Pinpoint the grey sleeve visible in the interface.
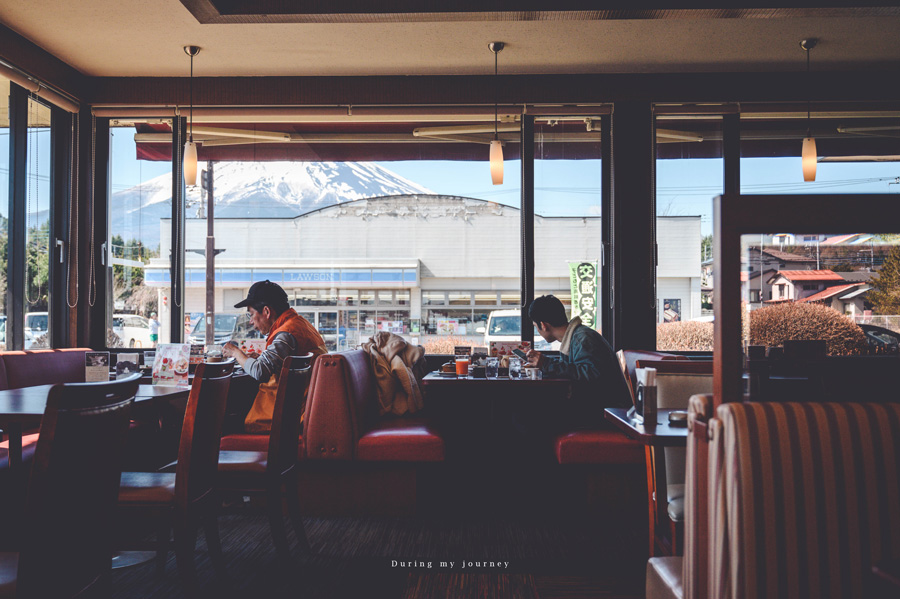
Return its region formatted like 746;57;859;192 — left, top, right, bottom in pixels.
243;332;299;381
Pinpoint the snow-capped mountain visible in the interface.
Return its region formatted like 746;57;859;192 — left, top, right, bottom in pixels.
110;161;433;248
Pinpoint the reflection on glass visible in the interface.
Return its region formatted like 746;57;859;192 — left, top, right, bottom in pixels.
740;233;900;356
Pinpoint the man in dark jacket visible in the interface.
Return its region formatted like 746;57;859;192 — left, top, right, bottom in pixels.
525;295;631;423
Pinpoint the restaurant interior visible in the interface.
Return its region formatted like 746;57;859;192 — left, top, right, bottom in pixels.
2;2;900;598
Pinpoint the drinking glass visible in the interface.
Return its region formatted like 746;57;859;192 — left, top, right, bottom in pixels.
509;357;522;379
455;356;470;376
485;357;499;378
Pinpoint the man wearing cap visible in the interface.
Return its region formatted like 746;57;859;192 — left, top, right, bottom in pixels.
223;280;327;433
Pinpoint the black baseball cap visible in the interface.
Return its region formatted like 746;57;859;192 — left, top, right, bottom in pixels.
234;280;288;309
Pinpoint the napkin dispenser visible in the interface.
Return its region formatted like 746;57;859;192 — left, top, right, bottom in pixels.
632;367;657;427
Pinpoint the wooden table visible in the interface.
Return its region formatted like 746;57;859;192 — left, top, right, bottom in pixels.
0;384;192;470
604;407;689;447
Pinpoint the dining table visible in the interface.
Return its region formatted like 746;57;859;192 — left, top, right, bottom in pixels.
0;383;192;471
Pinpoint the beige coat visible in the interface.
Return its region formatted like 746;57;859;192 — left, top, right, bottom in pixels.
361;331;426;415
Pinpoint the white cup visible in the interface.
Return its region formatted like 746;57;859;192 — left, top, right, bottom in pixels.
524;367;541;380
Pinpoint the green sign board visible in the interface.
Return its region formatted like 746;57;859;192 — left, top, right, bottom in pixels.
569;261;599;329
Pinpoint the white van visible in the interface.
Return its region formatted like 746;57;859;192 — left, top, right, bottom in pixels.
479;309;559;351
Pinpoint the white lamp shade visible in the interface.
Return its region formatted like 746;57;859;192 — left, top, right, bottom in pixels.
184;140;198;186
490;139;504;185
802;137;817;182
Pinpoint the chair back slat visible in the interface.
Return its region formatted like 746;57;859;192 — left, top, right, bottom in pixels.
16;373;140;598
176;361;234;506
268;354;313;474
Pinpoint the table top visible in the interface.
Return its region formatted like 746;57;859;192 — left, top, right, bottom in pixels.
0;383;191;422
604;407;689;447
422;372;571;386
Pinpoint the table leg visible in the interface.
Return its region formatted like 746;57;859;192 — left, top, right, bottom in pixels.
7;423;22;470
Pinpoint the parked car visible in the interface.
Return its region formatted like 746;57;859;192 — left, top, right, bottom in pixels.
477;309;559;351
858;323;900;353
188;312;263;346
112;314;154;348
24;311;48;349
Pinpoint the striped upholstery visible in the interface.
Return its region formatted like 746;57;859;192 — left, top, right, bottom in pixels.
710;402;900;599
681;393;713;599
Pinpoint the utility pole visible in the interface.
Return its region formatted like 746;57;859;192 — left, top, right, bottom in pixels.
205;162;215;346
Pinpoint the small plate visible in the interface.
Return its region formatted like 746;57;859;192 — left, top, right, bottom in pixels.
437;371;458;377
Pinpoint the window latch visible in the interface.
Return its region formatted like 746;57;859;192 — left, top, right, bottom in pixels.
56;239;64;263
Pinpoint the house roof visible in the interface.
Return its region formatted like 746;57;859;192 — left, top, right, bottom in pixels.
773;270;846;282
757;249;816;263
797;283;863;303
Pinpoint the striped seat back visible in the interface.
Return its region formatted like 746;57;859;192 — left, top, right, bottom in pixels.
710;402;900;599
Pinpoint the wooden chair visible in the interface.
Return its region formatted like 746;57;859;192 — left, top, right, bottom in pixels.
0;373;139;599
634;359;712;557
117;362;233;588
217;355;312;563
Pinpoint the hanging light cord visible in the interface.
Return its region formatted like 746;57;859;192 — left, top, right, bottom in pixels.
494;48;499;141
805;44;811;137
189;52;194;142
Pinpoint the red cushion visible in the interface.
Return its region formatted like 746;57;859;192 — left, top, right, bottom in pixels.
554;429;644;465
219;433;306;461
357;419;444;462
0;433;41;469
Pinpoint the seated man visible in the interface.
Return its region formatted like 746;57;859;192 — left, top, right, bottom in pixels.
223;280;327;433
525;295;631;424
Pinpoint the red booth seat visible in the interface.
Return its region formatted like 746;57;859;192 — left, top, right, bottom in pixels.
304;350;444;462
554;429;644;465
357;418;445;462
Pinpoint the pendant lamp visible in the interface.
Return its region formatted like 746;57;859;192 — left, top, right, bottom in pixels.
800;39;818;182
489;42;505;185
184;45;201;187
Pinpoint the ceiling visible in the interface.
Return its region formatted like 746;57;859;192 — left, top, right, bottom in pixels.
2;1;900;78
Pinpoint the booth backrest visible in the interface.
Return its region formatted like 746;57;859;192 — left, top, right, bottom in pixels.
0;348;93;390
707;401;900;599
620;350;688;404
304;350;374;460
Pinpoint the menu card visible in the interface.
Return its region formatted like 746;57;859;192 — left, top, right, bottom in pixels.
236;339;266;357
115;352;140;379
152;343;190;386
454;346;472;356
85;351;110;382
490;341;531;357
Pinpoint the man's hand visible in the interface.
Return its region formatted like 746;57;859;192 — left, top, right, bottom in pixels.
222;341;249;367
525;349;544;368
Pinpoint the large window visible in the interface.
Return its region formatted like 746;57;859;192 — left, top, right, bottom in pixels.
655;113;723;351
737;106;900;350
107;122;173;347
117;110;525;353
23;97;51;348
0;76;8;350
534;115;604;347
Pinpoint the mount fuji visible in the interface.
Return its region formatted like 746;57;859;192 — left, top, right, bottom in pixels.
110;161;433;248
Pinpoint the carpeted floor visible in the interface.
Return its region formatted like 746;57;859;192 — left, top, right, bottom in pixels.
111;509;646;599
